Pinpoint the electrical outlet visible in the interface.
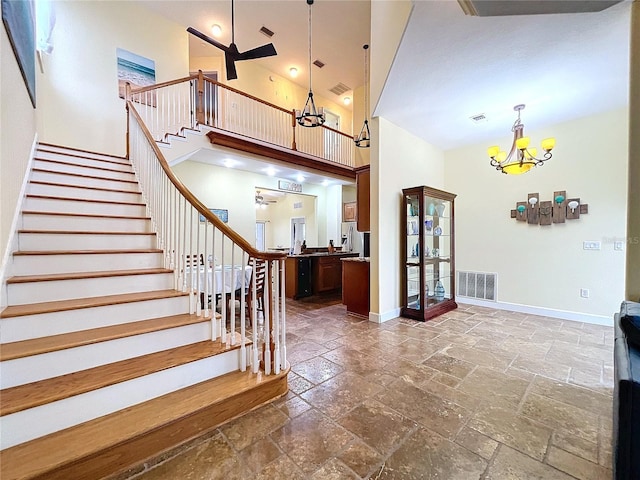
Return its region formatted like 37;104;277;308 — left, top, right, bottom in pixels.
580;288;590;298
614;241;624;251
583;241;601;250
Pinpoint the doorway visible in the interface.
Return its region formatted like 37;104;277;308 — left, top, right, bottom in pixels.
255;221;266;251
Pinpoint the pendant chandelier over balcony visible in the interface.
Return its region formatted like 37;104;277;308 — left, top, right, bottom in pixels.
295;0;325;128
487;104;556;175
354;44;371;148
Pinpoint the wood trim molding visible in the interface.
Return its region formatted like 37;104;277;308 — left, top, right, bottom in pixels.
205;130;356;180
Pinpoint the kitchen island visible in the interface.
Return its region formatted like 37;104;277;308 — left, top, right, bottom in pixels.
341;257;370;318
285;252;359;299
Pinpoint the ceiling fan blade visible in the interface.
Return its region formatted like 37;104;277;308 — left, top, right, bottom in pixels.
237;43;277;61
225;53;238;80
187;27;230;53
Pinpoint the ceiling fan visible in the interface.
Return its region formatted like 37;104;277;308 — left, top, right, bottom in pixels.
187;0;277;81
255;190;277;207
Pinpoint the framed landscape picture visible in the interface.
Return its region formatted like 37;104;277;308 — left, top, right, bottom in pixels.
2;0;36;107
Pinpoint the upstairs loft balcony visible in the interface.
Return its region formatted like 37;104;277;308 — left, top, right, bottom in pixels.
126;72;364;180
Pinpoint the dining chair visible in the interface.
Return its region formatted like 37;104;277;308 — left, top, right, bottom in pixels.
227;259;266;327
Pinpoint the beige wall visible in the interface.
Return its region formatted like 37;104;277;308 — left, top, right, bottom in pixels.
1;26;37;298
370;0;412;114
628;0;640;301
370;117;446;322
256;192;318;250
36;1;189;156
445;109;628;320
171;160;330;249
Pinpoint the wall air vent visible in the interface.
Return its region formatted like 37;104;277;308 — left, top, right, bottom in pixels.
329;82;351;96
457;271;497;301
313;59;325;68
259;26;275;38
470;113;487;123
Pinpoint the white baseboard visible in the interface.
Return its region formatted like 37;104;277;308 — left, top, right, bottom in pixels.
369;307;401;324
456;296;612;326
0;133;38;310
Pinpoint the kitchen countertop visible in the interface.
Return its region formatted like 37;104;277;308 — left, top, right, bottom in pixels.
341;257;370;262
287;252;360;258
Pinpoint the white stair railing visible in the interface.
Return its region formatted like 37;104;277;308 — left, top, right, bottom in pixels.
127;72;355;167
126;100;287;375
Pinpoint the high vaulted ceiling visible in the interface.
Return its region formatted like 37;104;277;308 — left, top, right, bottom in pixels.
139;0;631;153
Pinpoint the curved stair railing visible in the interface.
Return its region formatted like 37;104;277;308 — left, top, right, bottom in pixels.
126;71;355;167
126;98;287;376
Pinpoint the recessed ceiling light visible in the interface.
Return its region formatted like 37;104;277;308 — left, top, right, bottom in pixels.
296;174;305;183
265;166;276;176
343;97;351;106
211;24;222;37
321;180;330;186
289;67;298;78
223;158;238;168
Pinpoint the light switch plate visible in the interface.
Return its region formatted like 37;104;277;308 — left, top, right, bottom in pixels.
583;241;601;250
614;241;624;251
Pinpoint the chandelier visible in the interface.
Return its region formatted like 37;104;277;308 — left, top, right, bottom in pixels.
295;0;325;128
354;44;370;148
487;104;556;175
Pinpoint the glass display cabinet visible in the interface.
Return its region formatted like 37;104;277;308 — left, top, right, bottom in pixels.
402;186;457;321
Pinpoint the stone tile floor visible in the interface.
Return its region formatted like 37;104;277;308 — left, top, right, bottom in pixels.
128;296;614;479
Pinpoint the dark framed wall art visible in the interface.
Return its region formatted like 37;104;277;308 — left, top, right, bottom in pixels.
2;0;36;107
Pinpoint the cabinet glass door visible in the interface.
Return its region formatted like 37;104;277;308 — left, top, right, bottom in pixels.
405;193;421;310
423;195;452;306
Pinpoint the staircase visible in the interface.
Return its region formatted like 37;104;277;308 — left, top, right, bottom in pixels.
0;144;288;480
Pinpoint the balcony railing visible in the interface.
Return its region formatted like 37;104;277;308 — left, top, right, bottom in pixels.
127;72;355;168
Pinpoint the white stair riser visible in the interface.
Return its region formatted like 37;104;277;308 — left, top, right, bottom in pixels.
31;170;140;192
1;295;190;342
0;322;212;389
0;348;243;449
35;152;133;172
7;272;174;305
37;146;127;163
23;197;147;217
33;159;136;182
21;214;151;233
18;232;156;251
28;183;142;204
11;251;164;276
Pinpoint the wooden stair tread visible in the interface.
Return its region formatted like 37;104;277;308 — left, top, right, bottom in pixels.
7;268;171;284
38;143;129;162
17;229;155;235
29;180;142;195
1;335;231;416
0;366;287;480
25;194;143;206
32;167;138;184
0;289;187;318
21;211;148;219
0;312;219;368
13;249;162;256
34;157;135;175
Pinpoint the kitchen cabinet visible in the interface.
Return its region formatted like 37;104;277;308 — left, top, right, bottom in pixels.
342;257;369;318
355;165;370;232
285;253;359;299
402;185;458;321
314;255;343;292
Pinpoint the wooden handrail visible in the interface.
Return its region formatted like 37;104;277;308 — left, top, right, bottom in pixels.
126;100;287;262
201;76;292;115
129;76;194;95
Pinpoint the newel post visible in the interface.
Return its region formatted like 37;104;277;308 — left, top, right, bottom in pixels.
125;82;131;159
196;70;205;125
291;109;297;151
